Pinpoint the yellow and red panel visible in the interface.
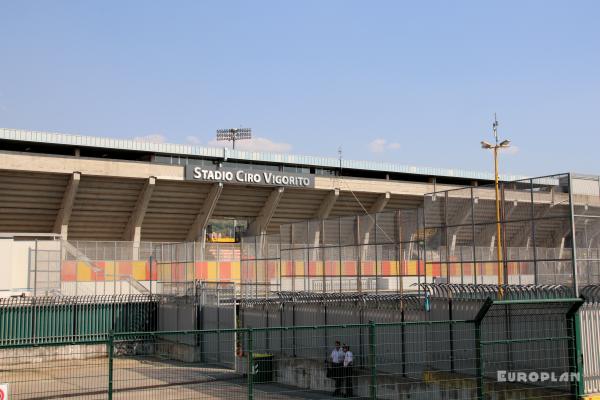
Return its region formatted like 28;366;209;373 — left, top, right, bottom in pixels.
76;261;92;282
60;258;528;283
61;261;77;281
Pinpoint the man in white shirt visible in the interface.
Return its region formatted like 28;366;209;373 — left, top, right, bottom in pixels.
330;341;345;396
342;344;354;397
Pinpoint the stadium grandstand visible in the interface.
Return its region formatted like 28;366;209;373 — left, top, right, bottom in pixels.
0;127;526;241
1;127;600;296
0;127;525;296
2;128;600;399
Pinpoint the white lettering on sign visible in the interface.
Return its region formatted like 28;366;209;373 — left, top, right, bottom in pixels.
235;170;244;181
189;167;312;187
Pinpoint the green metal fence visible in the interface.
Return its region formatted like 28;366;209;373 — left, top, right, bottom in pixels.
0;298;583;400
0;295;157;346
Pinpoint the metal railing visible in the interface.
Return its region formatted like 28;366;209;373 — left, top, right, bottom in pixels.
238;174;600;297
65;241;241;262
579;284;600;394
417;283;575;300
25;241;243;296
0;297;584;400
0;295;157;346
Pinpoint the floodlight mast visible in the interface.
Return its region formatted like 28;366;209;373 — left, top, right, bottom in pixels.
216;128;252;149
480;114;512;296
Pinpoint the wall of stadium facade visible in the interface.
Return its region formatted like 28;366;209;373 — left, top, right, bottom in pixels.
1;130;600;298
0;149;459;243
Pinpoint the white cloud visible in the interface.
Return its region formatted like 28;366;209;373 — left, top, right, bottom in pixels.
369;139;386;153
186;136;201;145
133;134;167;144
369;138;401;153
208;137;292;153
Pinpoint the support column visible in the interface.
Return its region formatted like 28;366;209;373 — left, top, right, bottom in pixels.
362;192;391;244
123;177;156;259
247;187;284;236
186;182;223;242
315;189;339;221
313;189;339;250
360;193;390;290
53;172;81;240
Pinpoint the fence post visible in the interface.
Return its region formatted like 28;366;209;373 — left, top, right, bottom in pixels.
401;307;406;377
217;289;221;363
474;298;493;400
567;173;579;296
247;328;254;400
449;297;454;373
111;297;116;332
33;239;38;297
292;304;297;357
149;255;153;296
107;330;114;400
369;321;377;400
31;297;37;344
72;300;78;338
474;319;483;400
566;299;585;397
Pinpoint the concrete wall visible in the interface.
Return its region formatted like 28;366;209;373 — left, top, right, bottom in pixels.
0;151;182;180
263;358;572;400
0;344;106;366
0;238;60;296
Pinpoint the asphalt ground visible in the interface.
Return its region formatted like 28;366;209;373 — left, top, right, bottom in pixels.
0;356;344;400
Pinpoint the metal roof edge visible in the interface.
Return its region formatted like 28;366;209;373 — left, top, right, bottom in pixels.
0;127;527;181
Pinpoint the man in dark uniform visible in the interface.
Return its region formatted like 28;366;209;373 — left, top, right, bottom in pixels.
342;344;354;397
330;340;344;396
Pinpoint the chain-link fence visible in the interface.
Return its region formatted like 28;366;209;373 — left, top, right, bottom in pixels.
429;173;598;291
240;234;282;298
424;174;580;291
572;174;600;287
237;284;577;332
154;242;242;296
28;248;61;296
24;173;600;298
241;209;426;296
24;240;242;296
237;173;600;298
0;297;583;400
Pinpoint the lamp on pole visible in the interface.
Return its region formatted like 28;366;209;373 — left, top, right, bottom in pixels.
481;114;511;290
216;127;252;150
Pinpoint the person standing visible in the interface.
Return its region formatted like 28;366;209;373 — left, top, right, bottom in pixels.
330;341;345;396
342;344;354;398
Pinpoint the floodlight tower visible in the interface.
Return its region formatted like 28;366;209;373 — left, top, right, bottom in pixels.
481;114;511;291
216;128;252;150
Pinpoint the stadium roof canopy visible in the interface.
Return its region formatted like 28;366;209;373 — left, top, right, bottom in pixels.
0;128;528;242
0;128;526;182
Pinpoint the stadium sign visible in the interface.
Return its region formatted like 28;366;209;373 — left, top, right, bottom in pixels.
185;166;314;188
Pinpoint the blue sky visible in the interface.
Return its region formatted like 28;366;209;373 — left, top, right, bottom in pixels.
1;1;599;176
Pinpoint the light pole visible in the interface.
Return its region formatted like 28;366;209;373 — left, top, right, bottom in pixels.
216;128;252;150
481;115;511;290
